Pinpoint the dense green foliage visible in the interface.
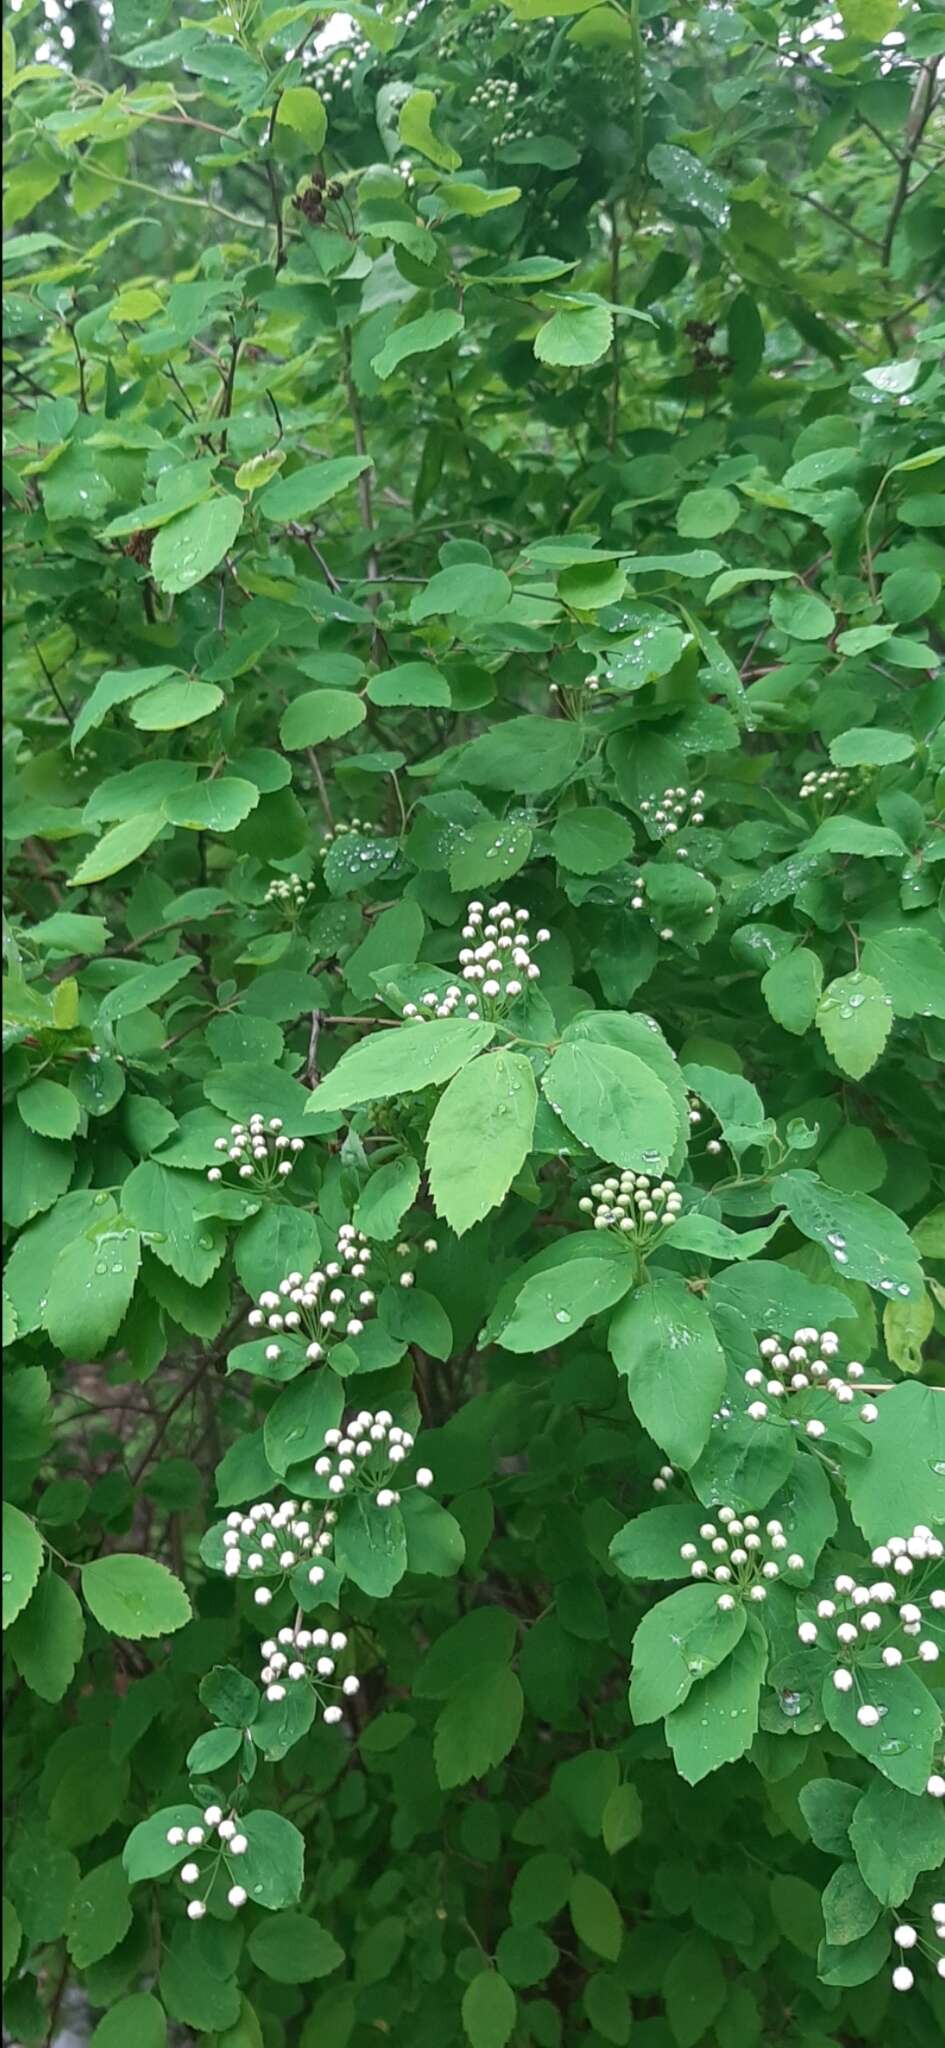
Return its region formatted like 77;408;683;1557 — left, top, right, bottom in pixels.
3;1;945;2044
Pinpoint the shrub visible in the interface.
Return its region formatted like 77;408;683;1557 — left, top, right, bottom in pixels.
3;3;944;2045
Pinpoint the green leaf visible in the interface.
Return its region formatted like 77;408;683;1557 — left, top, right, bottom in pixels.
239;1811;305;1912
275;85;326;150
540;1040;679;1170
629;1584;746;1724
568;1873;623;1962
534;303;612;366
448;819;534;889
648;144;729;227
2;1503;44;1627
610;1505;702;1582
676;487;740;539
309;1019;494;1114
130;680;224;732
846;1382;945;1543
90;1994;167;2048
66;1857;131;1968
829;726;914;767
662;1932;726;2048
334;1493;407;1597
17;1078;81;1139
803;818;906;863
354;1155;421;1240
163;778;260;832
551;806;634;874
80;1555;191;1639
609;1274;726;1468
45;1225;141;1358
366;662;450;708
799;1779;860;1857
259;456;372;522
150;495;243;594
371;310;465;380
840;0;899;39
434;1666;524;1787
816;971;893;1079
849;1778;945;1908
247;1912;343;1982
69;811;166;885
665;1619;768;1785
601;1784;643;1854
426;1051;537;1235
264;1372;344;1477
410;564;511;622
6;1569;84;1701
497;1247;634;1353
438;181;520;217
761;948;823;1035
883;1287;934;1375
773;1171;925;1298
860;926;945;1020
823;1661;942;1794
462;1969;517;2048
458;715;580;790
771;586;835;640
398;88;460;169
279;690;366;750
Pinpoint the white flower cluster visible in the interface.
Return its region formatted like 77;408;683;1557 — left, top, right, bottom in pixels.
744;1327;879;1435
797;1525;943;1728
259;1620;360;1724
208;1115;304;1187
265;873;315;911
799;766;849;803
310;37;371;101
681;1509;805;1611
314;1409;433;1514
888;1906;945;1991
579;1172;683;1245
221;1497;329;1600
639;785;706;837
405;901;549;1024
247;1224;384;1365
165;1805;250;1917
320;816;382;848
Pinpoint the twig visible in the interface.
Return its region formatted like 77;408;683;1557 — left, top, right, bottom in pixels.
306;1010;322;1087
306;747;334;829
607;205;621;452
882;61;940;270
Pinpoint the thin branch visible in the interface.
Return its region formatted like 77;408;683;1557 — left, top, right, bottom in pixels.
306;747;335;829
882;61;940;271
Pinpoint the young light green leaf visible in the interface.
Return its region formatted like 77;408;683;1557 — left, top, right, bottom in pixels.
308;1019;494;1115
426;1051;537;1235
816;971;893;1080
608;1273;726;1468
80;1555;191;1639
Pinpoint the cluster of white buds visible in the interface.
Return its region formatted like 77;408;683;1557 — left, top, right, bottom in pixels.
265;873;315;911
440;900;549;1022
744;1327;879;1435
652;1463;676;1495
888;1906;945;1990
403;986;465;1022
246;1225;381;1365
208;1115;304;1187
681;1509;805;1610
220;1497;329;1601
640;785;706;837
319;816;383;847
687;1091;722;1155
165;1806;249;1917
314;1410;433;1514
797;1526;943;1726
311;37;371;100
259;1621;360;1724
799;766;850;803
579;1172;683;1244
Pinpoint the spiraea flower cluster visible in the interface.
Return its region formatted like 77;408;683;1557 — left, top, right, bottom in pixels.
310;35;371;102
744;1326;879;1436
247;1224;381;1365
165;1805;250;1917
639;785;707;837
681;1509;805;1612
320;815;382;848
221;1497;331;1602
799;766;850;804
259;1621;360;1723
887;1905;945;1992
314;1410;433;1514
797;1524;943;1729
404;901;550;1024
208;1115;303;1187
469;75;522;145
579;1171;683;1245
265;872;315;912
